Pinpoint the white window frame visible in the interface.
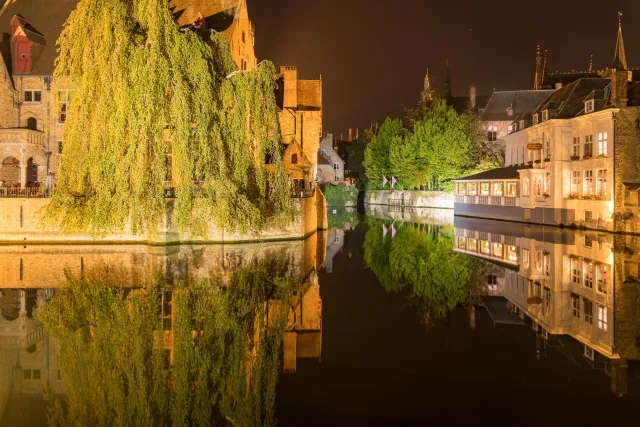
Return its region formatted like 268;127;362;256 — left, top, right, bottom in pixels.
597;132;608;157
532;114;539;125
24;90;42;103
597;305;608;331
585;100;594;114
542;110;549;121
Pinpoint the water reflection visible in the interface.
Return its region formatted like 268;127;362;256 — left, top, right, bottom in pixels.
0;234;327;425
453;216;640;396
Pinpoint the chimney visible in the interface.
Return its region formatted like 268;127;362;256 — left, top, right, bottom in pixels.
469;85;476;109
348;128;352;142
280;66;298;108
555;82;563;90
610;70;631;109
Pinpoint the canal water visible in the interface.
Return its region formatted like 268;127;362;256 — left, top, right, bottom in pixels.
1;208;638;425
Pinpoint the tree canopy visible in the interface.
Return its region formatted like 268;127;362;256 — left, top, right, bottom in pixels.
44;0;291;237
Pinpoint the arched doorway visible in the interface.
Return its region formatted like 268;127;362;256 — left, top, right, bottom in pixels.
27;117;37;130
26;158;38;185
0;156;20;186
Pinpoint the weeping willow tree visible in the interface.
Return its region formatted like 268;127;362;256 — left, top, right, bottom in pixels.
38;256;297;426
44;0;291;236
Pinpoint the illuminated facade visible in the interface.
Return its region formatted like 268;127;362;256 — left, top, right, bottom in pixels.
454;21;640;233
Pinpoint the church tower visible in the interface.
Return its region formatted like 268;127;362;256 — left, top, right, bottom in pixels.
444;58;452;99
612;12;627;70
533;45;543;90
421;68;435;105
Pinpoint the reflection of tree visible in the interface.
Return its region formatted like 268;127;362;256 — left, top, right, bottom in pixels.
38;257;297;427
363;219;486;322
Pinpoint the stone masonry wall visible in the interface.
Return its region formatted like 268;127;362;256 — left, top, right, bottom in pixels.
613;107;640;233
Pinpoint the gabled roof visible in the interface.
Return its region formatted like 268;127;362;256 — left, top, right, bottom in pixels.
456;165;532;182
481;90;554;122
532;78;611;119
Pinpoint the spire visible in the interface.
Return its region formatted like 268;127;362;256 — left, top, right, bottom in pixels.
589;54;593;72
421;68;435;105
533;45;542;90
612;12;628;70
541;49;548;87
444;58;452;99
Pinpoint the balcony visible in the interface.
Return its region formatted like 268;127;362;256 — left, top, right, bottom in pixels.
0;128;46;146
0;185;51;198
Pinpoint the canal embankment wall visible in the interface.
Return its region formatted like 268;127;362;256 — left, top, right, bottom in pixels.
0;189;326;244
364;190;455;209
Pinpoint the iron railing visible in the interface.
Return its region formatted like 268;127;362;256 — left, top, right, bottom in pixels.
0;186;51;198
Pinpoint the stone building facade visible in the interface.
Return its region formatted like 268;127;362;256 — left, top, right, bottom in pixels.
454;20;640;233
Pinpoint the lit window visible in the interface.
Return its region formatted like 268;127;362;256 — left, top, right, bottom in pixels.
492;182;503;196
533;178;542;196
583;170;593;196
507;246;518;262
492;242;503;258
544;139;551;160
468;183;477;195
457;182;466;194
522;178;529;196
506;182;518;196
522;249;530;269
584;261;594;289
596;264;607;294
467;238;477;252
596;169;607;198
584;135;593;158
534;251;542;270
572;137;580;159
585;100;594;113
480;241;490;255
480;182;490;195
597;132;608;157
457;237;467;249
597;305;608;331
571;171;580;196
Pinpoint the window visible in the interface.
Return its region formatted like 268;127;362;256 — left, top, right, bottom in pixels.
596;169;607;197
492;242;503;258
58;140;63;155
487;125;498;142
583;170;593;196
522;178;529;196
572;294;580;318
522;249;530;269
242;31;246;43
23;369;41;380
534;251;542;270
23;90;41;102
492;182;503;196
596;264;607;294
333;235;340;243
467;238;477;252
480;182;490;195
583;298;593;324
468;183;477;195
291;153;298;164
334;175;340;181
27;117;37;130
597;305;608;331
571;258;581;284
584;135;593;158
584;210;593;222
585;99;594;113
544;287;551;312
519;120;525;130
59;91;71;123
488;274;498;285
480;241;490;255
457;182;466;194
584;235;594;248
533;114;539;125
584;345;595;361
506;182;518;196
544;139;551;160
333;163;340;170
457;237;467;249
544;254;551;277
584;261;594;289
533;178;542;196
571;171;580;196
507;245;518;262
542;110;549;121
597;132;608;157
544;173;551;195
572;137;580;158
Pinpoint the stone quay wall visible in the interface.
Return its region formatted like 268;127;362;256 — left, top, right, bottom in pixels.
365;190;455;209
0;189;326;244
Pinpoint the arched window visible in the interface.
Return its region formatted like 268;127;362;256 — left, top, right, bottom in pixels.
522;178;530;196
291;153;298;164
27;117;37;130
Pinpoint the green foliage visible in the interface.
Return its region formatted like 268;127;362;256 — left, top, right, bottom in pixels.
363;98;501;192
322;183;358;207
38;257;298;427
345;130;373;184
362;219;485;321
44;0;291;237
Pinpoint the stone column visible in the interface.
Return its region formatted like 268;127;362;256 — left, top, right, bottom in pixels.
20;162;27;189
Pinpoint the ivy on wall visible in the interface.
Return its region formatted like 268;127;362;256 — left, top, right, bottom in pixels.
45;0;291;236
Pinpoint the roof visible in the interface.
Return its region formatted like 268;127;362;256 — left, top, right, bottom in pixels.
317;153;331;165
447;95;490;114
532;78;612;119
296;79;321;110
481;90;554;122
456;165;532;181
0;0;80;75
169;0;243;33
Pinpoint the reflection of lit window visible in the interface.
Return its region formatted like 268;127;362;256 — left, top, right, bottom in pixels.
597;305;608;331
584;261;594;289
492;242;503;258
544;287;551;313
572;294;580;318
468;183;477;195
583;298;593;324
480;241;490;255
492;182;503;196
596;264;607;294
544;254;550;277
457;182;466;194
457;237;466;249
480;182;490;195
534;251;542;270
522;249;530;269
467;238;477;252
507;246;518;262
571;258;581;284
533;178;542;196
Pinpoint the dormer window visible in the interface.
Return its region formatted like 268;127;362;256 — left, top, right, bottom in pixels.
519;120;525;130
585;100;594;114
533;114;539;125
542;110;549;121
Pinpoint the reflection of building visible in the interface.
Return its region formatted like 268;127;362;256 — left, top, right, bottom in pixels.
453;216;639;396
454;20;640;233
317;133;344;185
323;228;345;273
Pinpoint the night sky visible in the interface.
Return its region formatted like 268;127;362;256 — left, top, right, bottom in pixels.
249;0;640;137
